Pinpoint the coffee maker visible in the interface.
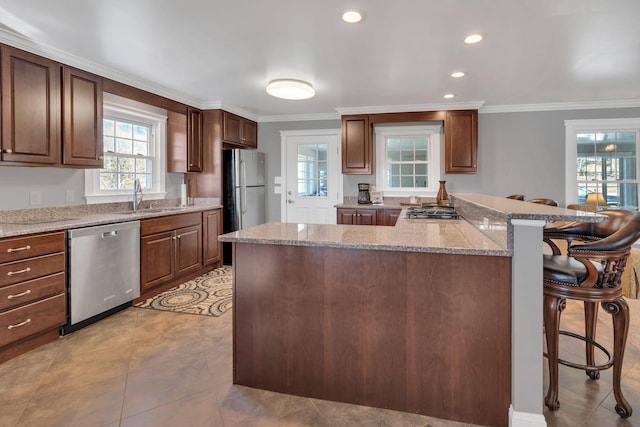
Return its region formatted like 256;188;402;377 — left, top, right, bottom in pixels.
357;183;371;204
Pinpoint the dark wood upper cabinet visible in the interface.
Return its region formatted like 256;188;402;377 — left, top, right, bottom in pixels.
445;110;478;174
167;108;203;173
340;110;478;175
1;46;60;165
341;115;372;174
62;67;103;167
222;111;258;148
167;110;188;173
187;107;203;172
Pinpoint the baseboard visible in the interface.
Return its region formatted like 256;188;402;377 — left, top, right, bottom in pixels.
509;405;547;427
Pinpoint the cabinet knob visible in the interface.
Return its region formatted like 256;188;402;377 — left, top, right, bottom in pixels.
3;149;12;154
98;155;104;160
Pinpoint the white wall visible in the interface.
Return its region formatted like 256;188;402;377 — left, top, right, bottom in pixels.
259;107;640;221
0;166;184;210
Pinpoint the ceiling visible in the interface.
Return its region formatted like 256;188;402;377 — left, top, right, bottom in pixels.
0;0;639;121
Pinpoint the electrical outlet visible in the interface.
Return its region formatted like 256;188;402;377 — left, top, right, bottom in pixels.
30;191;42;205
66;189;75;202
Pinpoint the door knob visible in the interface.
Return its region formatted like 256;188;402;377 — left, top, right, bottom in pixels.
287;199;295;204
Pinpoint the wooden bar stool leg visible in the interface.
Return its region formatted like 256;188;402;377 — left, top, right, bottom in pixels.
544;294;565;411
604;299;633;418
584;301;600;380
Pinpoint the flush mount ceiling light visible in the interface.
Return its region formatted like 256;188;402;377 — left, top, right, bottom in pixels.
451;71;465;78
266;79;315;100
341;9;365;23
464;34;484;44
443;93;456;99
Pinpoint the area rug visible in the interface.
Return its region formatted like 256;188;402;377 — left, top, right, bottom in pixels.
135;266;232;317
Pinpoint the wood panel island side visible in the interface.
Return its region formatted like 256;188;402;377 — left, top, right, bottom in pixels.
219;193;605;427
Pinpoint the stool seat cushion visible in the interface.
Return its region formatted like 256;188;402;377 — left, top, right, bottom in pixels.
543;255;603;286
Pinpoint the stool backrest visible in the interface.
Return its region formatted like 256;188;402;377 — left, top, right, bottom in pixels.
527;198;559;206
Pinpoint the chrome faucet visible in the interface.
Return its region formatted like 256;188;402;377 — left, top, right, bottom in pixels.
133;178;143;212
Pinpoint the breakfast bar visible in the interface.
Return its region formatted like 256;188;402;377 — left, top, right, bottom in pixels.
219;193;604;427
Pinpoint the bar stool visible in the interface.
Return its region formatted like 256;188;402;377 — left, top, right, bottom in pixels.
527;198;559;206
542;211;640;418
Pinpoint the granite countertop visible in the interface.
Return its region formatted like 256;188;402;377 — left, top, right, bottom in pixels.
0;203;222;239
219;212;510;256
221;193;608;256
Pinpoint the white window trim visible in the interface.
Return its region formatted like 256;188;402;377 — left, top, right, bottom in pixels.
375;125;442;197
85;96;168;204
565;118;640;205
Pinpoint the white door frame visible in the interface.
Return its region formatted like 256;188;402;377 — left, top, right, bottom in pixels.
280;129;342;223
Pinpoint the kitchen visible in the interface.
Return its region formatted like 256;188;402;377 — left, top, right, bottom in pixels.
1;1;640;426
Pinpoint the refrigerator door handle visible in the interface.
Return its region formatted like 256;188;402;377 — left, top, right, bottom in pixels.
241;186;247;215
240;160;246;187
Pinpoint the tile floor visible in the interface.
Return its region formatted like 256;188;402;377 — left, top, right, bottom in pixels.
1;299;639;427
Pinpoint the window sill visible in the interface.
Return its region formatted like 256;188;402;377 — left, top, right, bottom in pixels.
85;191;167;204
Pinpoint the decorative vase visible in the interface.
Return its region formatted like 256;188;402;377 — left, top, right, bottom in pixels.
437;180;449;206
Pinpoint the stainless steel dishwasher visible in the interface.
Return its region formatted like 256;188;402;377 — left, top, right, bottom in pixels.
63;220;140;334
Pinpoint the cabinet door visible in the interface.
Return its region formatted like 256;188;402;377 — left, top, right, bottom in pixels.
167;110;188;173
341;115;372;174
62;67;103;167
445;110;478;173
241;119;258;148
380;209;401;226
222;111;241;144
187;107;203;172
175;224;202;276
1;46;59;165
140;231;175;291
203;209;222;266
337;208;357;224
357;209;377;225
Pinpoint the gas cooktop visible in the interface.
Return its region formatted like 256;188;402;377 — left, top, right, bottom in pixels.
405;206;460;220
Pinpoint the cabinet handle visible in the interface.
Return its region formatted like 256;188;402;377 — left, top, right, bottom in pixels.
3;149;12;154
7;319;31;330
172;236;177;240
7;267;31;276
8;289;31;299
177;235;181;239
7;245;31;253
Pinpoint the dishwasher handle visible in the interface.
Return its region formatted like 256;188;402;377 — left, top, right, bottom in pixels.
101;230;118;238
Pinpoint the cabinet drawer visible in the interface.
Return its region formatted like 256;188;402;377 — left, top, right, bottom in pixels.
0;253;65;287
0;232;65;264
0;293;66;348
141;212;201;236
0;272;65;311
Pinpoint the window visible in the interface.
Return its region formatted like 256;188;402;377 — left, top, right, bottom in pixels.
297;143;328;197
566;119;640;210
375;125;441;195
85;94;167;204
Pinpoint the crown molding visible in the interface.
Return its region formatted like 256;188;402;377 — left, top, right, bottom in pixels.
259;112;340;123
0;27;205;109
480;99;640;114
335;101;485;115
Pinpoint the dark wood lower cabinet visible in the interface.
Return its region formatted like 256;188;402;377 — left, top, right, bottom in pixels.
175;225;202;275
140;231;175;292
203;209;222;266
233;243;511;427
337;207;400;226
138;210;222;302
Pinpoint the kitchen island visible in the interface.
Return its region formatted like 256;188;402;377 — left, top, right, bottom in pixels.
219;193;604;427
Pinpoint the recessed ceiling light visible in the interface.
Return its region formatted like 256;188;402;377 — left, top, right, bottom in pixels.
464;34;484;44
341;9;364;24
451;71;465;78
266;79;315;100
443;93;456;99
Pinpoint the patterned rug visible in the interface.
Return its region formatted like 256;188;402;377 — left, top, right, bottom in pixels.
135;266;232;317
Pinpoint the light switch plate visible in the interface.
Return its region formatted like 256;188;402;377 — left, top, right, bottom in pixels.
274;186;282;194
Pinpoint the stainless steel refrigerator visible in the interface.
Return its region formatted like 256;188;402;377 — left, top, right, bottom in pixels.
222;149;266;264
